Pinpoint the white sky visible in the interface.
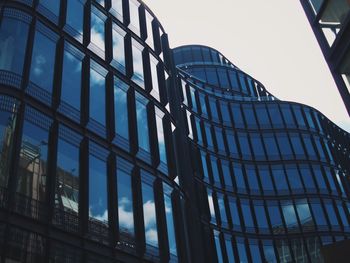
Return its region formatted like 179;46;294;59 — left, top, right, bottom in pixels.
143;0;350;132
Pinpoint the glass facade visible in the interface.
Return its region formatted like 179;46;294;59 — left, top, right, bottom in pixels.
175;44;350;263
0;1;349;263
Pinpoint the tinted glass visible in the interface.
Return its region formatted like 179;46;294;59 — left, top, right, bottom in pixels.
276;133;293;158
155;112;167;166
0;17;29;75
90;10;105;58
282;202;298;230
254;204;268;229
114;78;129;140
56;138;79;213
255;104;271;128
241;201;254;229
259;167;274;194
229;198;241;228
61;49;82;111
112;25;126;72
117;166;134;238
89;65;106;126
285;165;303;193
238;133;252;159
163;186;177;257
271;166;289;193
262;133;280;160
131;39;144;87
150;56;160;100
40;0;60;16
29;29;56;94
142;179;158;248
250;133;265;160
268;105;283;128
242;105;257;127
135;96;150;152
17;121;49;202
311;202;328;227
66;0;84;40
89;155;108;222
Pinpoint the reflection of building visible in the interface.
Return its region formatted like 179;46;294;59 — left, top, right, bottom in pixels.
300;0;350;115
0;0;349;262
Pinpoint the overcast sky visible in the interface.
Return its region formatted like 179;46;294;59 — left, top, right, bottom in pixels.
143;0;350;132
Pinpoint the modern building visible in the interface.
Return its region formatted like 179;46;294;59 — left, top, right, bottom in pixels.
0;0;349;262
300;0;350;116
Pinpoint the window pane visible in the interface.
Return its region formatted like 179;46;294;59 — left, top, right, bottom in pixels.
135;94;150;152
276;133;293;159
271;165;289;194
250;133;265;160
302;134;317;159
217;193;228;226
214;232;224;263
128;0;140;35
262;133;280;160
225;238;235;263
209;98;218;120
237;238;248;263
199;93;207;116
246;165;260;194
238;132;252;159
310;202;328;227
293;105;306;129
290;133;305;157
56;138;79;213
233;163;247;192
117;161;134;239
155;110;167;167
259;166;274;194
263;241;277;263
141;176;158;249
163;185;177;258
0;104;17;187
242;104;257;127
217;68;230;88
0;16;29;76
39;0;60;17
131;39;144;87
241;200;255;229
61;47;82;111
66;0;84;41
207;189;216;224
282;202;298;230
268;105;283;128
285;165;303;193
89;155;108;222
267;202;284;234
220;101;231;124
112;25;126;73
226;130;239;157
313;165;328;192
299;165;316;193
324;201;339;227
145;12;154;49
89;63;106;126
200;151;209;182
296;201;314;230
210;157;221;186
90;9;105;59
249;241;262;263
221;160;233;189
204;123;213;148
17;121;49;202
238;73;248;93
29;28;56;94
114;77;129;140
255;104;271;128
111;0;123;19
276;240;292;263
231;104;244;128
150;56;160;100
229;197;241;229
215;128;225;153
281;104;295;128
254;203;268;229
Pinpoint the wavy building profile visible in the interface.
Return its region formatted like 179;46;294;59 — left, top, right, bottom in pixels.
0;0;349;262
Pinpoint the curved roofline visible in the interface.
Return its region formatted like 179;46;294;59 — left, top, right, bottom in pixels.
173;44;238;67
138;0;167;34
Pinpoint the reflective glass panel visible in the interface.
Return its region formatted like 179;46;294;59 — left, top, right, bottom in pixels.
214;233;224;263
282;202;298;230
131;39;144;87
114;78;129;140
129;0;140;35
66;0;84;40
249;241;262;263
0;16;29;75
267;202;284;233
238;132;252;159
237;238;248;263
262;133;280;160
163;185;177;257
90;9;105;58
150;56;160;100
135;94;150;152
259;166;274;194
39;0;60;16
89;155;108;222
89;64;106;126
310;202;328;227
241;200;254;229
254;203;268;229
111;0;123;19
145;12;154;49
56;138;79;213
155;111;167;166
117;163;134;238
61;48;82;111
271;165;289;194
29;29;56;94
17;121;49;202
112;25;126;73
229;197;241;229
142;177;158;248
